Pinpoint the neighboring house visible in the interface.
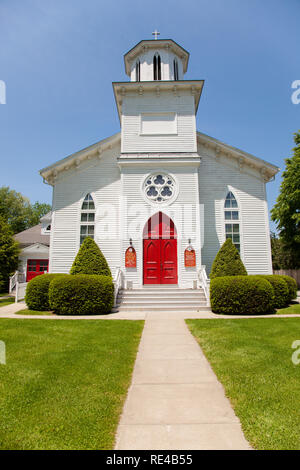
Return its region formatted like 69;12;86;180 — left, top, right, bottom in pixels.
14;213;51;282
39;37;279;290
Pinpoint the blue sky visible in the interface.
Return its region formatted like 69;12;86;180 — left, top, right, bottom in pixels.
0;0;299;232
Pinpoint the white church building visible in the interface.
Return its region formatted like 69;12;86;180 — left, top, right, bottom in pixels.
39;37;279;307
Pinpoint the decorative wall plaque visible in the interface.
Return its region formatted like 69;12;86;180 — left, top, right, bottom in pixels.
125;246;136;268
184;247;196;267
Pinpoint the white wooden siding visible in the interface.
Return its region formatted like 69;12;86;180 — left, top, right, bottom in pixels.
50;145;122;277
121;91;197;153
198;143;272;275
120;164;201;288
49;139;273;284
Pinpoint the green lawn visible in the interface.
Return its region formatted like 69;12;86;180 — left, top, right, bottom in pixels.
15;309;54;316
0;297;14;308
0;319;144;450
277;303;300;315
187;318;300;450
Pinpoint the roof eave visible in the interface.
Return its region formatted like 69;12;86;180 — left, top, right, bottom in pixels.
113;80;204;121
39;132;121;184
197;132;280;180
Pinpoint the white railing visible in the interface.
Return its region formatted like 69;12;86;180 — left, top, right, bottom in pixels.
113;267;124;308
198;265;210;307
9;271;26;294
15;282;27;303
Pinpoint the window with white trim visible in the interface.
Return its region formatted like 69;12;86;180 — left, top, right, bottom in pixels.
80;194;95;245
224;191;241;252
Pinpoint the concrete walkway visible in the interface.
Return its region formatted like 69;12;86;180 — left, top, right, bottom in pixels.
1;302;300;320
115;317;251;450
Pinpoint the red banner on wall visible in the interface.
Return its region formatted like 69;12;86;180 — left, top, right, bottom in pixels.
125;247;136;268
184;248;196;267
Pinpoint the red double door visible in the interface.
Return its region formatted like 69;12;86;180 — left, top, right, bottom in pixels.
26;259;49;282
143;212;178;285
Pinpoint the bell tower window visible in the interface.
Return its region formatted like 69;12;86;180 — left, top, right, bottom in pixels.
173;59;179;81
135;60;140;82
153;53;161;80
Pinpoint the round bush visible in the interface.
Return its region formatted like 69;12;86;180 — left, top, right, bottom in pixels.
210;275;274;315
25;273;67;311
258;275;289;309
278;275;297;303
49;274;114;315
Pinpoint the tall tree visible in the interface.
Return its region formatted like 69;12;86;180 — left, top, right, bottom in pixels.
0;216;20;292
0;186;51;234
271;131;300;267
270;232;297;269
28;202;52;227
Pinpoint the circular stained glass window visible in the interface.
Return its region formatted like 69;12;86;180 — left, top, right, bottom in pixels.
143;173;176;204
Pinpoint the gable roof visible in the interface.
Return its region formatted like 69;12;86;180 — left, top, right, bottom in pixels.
14;224;50;247
39;132;121;185
20;243;50;255
197;132;279;181
39;130;279;184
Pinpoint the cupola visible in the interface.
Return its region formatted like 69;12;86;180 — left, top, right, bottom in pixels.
124;38;189;82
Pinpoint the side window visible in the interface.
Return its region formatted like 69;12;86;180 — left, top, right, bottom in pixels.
80;194;95;245
224;191;241;252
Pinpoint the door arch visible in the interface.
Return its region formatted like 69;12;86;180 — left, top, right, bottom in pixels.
143;212;178;284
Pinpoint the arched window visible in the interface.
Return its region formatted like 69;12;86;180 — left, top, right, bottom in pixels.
173;59;179;81
224;191;241;252
135;60;140;82
153;53;161;80
80;193;95;245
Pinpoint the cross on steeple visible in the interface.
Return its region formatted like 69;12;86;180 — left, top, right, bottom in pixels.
152;30;160;40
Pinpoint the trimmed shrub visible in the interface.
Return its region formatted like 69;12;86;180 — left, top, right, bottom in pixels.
210;275;274;315
210;238;247;279
49;274;114;315
25;273;67;311
258;275;289;309
278;275;298;302
70;237;111;277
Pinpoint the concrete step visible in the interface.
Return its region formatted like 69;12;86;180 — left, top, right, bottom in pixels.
120;286;203;294
116;305;210;312
119;291;205;297
118;294;206;302
114;287;209;313
120;300;207;306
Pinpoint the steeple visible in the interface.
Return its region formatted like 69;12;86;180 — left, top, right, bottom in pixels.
113;38;204;155
123;39;190;82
